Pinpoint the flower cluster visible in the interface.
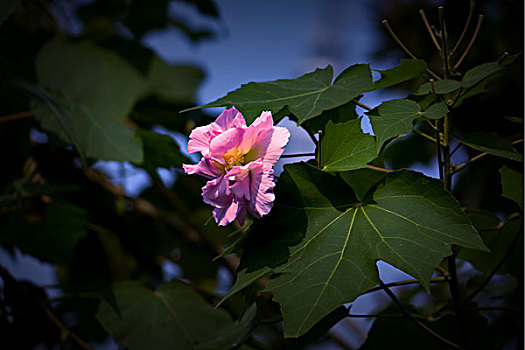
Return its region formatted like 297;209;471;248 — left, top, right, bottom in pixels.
183;107;290;226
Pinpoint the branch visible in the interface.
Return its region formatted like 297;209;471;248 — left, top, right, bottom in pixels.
379;280;461;349
419;9;442;51
414;129;447;147
42;304;94;350
462;226;523;306
454;15;484;69
382;20;441;80
280;153;315;159
0;111;33;123
366;165;393;173
451;0;476;56
451;138;524;174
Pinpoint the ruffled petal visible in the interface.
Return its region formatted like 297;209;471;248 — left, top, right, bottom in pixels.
202;176;231;207
187;125;213;155
214;106;246;130
248;161;276;218
183;157;223;179
209;127;245;159
213;200;240;226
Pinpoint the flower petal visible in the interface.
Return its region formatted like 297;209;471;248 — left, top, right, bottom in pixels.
249;162;276;218
214;106;246;130
213;200;241;226
202;176;231;207
209;127;245;158
187;125;213;155
183;157;223;179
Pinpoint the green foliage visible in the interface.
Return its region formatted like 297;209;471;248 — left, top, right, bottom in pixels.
320;119;377;172
228;163;486;336
456;132;523;162
187;59;426;125
499;165;524;209
97;280;254;350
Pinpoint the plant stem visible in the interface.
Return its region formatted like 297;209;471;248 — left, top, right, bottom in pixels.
379;280;461;349
382;20;441;80
419;9;442;51
452;138;524;174
366;165;392;173
0;110;33;123
462;227;523;306
317;130;323;168
42;304;94;350
414;128;447;147
353;99;373;111
438;7;451;78
454;15;484;69
451;0;476;56
363;276;448;295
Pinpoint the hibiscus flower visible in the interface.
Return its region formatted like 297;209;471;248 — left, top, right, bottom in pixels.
183;107;290;226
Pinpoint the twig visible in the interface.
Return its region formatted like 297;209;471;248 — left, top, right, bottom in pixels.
379;280;460;349
42;304;94;350
363;277;448;296
0;111;33;123
353;99;373;111
419;9;442;51
366;165;392;173
452;138;523;174
317;130;323;168
414;129;447;147
454;15;484;69
462;227;523;306
382;20;441;80
438;7;451;78
451;0;476;56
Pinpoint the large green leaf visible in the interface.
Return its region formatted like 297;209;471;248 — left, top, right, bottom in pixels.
184;64;373;125
459;209;522;274
96;280;251;350
456;132;523;162
146;57;204;104
368;59;427;91
230;163;487;337
320;119;377;172
137;130;190;171
36;39;146;123
499;165;524;209
369;99;447;153
32;92;143;162
462;62;502;88
0;201;88;264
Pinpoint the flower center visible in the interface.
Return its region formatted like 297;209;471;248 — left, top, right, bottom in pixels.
221;152;246;170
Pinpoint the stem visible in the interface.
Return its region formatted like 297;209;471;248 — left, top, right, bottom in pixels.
443;114;452;190
380;280;460;349
438;7;451;78
42;304;93;350
419;9;442;51
462;228;523;306
353;99;373;111
280;153;315;158
317;130;323;168
452;138;524;174
451;0;476;56
363;277;448;296
414;128;447;147
0;110;33;123
454;15;484;69
382;20;441;80
366;165;392;173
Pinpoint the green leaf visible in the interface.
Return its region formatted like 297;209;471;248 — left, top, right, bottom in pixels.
421;102;449;119
32;92;143;162
456;132;523;162
500;166;524;209
303;100;358;135
462;62;502;88
0;0;19;26
137;130;190;170
320;119;377;172
459;209;522;274
369;59;427;91
505;116;524;124
338;168;387;201
184;64;373;125
36;39;146;123
195;303;257;350
416;80;462;95
233;163;487;337
145;57;204;104
0;201;88;264
96;280;236;350
369;99;421;153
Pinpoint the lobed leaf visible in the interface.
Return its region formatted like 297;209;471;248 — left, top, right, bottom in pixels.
369;59;427;91
499;165;524;209
456;132;523;162
320;119;377;172
227;163;487;337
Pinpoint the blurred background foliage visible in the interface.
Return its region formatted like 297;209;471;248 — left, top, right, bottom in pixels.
0;0;522;349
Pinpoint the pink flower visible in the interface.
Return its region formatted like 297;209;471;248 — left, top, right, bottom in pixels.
183;107;290;226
